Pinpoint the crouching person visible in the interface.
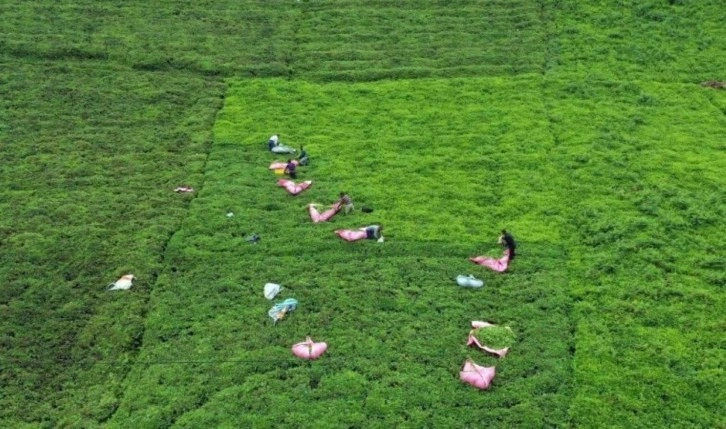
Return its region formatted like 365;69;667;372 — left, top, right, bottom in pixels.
268;134;280;151
364;224;383;240
298;146;309;166
339;192;354;214
284;159;297;179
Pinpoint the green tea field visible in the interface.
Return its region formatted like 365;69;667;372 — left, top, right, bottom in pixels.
1;1;724;428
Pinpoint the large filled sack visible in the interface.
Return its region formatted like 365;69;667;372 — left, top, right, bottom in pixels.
268;298;298;323
263;283;282;300
277;179;312;195
467;322;515;358
269;160;298;170
469;248;510;272
335;229;368;242
309;202;341;223
271;145;296;154
459;359;496;390
291;337;328;360
456;274;484;288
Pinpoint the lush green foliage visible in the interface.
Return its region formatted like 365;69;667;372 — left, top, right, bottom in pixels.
473;326;517;349
107;77;573;428
0;0;724;428
543;78;725;428
1;0;548;79
0;62;225;426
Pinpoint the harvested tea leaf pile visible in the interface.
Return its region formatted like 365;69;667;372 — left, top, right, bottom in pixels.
472;326;516;350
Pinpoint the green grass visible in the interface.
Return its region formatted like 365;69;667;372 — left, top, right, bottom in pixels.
0;0;548;79
543;78;726;427
106;77;573;428
551;1;726;83
472;326;517;350
0;0;724;427
0;63;225;426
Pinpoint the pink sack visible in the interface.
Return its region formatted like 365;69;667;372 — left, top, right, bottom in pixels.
277;179;312;195
459;359;496;390
270;160;298;170
467;333;509;358
309;202;342;223
291;337;328;360
469;248;510;272
471;321;495;329
335;229;368;242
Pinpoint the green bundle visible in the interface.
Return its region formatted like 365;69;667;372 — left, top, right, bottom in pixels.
472;326;516;349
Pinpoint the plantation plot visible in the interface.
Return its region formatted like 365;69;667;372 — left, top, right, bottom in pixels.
551;0;726;82
292;0;548;80
0;63;225;427
1;0;549;80
0;0;296;76
109;78;573;427
543;78;726;427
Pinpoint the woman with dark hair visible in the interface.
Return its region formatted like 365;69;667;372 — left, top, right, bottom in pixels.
470;230;516;272
498;230;516;261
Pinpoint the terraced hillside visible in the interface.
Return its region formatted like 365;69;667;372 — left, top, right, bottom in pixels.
1;0;549;79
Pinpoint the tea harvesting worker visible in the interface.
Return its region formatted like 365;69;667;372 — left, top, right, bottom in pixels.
364;224;383;240
298;146;309;166
284;159;297;179
338;192;354;214
269;136;296;154
267;134;280;151
498;229;516;261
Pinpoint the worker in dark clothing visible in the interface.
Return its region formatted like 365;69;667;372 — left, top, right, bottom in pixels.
498;230;516;261
284;159;297;179
298;146;309;166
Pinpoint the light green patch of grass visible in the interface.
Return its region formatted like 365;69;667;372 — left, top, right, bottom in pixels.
542;76;725;427
108;77;573;428
549;0;726;82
